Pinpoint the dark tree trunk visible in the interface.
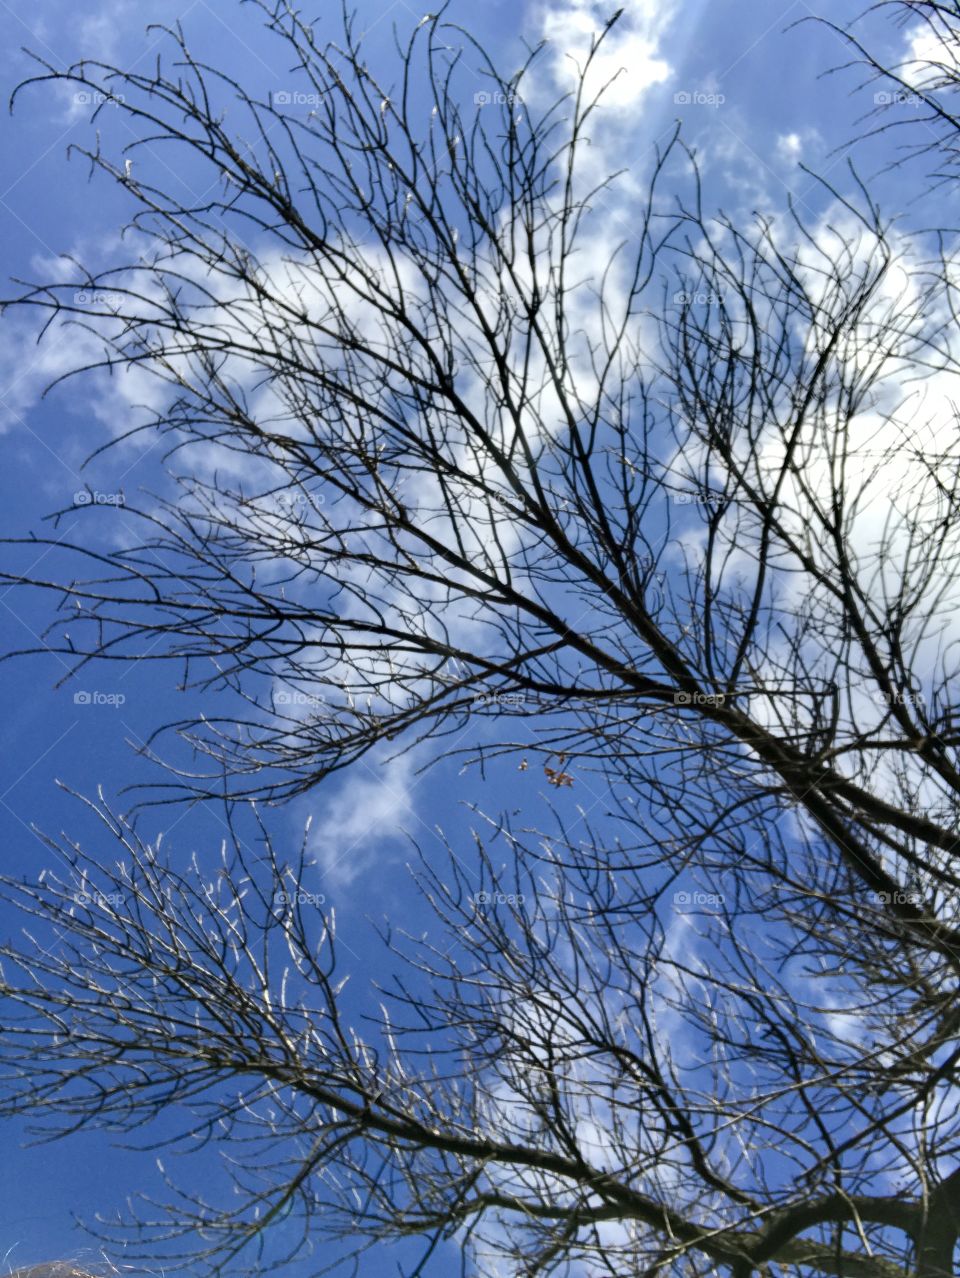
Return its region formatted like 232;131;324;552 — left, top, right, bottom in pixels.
917;1168;960;1278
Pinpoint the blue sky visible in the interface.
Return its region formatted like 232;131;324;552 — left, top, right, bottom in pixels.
0;0;929;1273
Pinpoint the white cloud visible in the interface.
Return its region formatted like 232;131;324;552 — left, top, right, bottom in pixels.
530;0;674;117
903;20;960;89
776;131;804;162
306;749;421;886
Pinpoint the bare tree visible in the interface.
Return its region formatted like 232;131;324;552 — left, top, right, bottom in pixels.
10;1268;98;1278
817;1;960;184
3;2;960;1276
9;1266;107;1278
1;790;955;1278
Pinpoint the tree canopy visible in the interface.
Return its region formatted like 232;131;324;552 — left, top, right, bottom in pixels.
2;2;960;1276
